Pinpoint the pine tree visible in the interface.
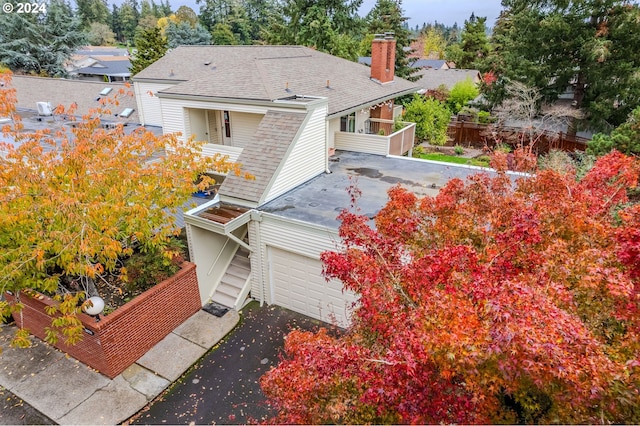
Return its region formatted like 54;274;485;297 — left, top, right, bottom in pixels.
0;0;86;76
166;21;211;48
130;27;167;75
263;0;364;60
488;0;640;133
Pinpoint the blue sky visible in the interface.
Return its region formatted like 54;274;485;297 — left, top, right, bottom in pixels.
359;0;504;28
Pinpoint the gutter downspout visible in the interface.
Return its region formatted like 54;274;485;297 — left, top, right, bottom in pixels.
325;118;331;174
250;210;265;306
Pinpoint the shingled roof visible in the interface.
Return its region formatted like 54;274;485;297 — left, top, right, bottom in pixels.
133;45;420;117
10;76;139;123
218;110;307;204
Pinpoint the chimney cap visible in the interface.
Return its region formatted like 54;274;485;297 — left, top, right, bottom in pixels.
384;32;395;39
374;33;386;39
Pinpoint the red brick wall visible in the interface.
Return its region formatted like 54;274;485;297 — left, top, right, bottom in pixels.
370;37;396;84
7;262;200;378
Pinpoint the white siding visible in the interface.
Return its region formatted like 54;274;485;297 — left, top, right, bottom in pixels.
327;118;340;149
264;105;327;203
229;111;264;148
134;82;174;127
201;144;243;164
254;214;355;327
270;247;353;327
159;97;277;142
207;110;219;144
334;132;389;155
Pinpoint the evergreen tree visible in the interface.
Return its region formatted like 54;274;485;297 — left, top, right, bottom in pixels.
211;22;237;45
166;21;212;47
110;4;124;42
365;0;417;81
588;106;640;156
457;13;490;69
0;0;86;76
263;0;364;60
119;0;140;43
130;27;167;75
76;0;110;29
488;0;640;134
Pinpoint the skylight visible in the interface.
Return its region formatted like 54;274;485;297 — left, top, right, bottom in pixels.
100;87;113;96
118;108;134;118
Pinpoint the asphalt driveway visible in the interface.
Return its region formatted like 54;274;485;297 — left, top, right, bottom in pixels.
128;303;335;425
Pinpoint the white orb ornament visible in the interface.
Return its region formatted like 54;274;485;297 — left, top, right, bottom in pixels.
84;296;105;316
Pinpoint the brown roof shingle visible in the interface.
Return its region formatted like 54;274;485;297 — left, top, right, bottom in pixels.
133;45;420;117
10;76;139;123
218;110;307;204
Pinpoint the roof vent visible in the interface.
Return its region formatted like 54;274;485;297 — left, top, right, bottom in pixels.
204;61;211;66
36;102;52;116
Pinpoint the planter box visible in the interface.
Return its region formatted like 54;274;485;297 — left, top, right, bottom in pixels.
6;262;200;379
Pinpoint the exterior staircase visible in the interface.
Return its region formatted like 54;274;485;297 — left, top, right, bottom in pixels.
212;246;251;309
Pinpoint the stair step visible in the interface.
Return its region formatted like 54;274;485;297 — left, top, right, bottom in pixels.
217;281;241;297
232;257;250;267
220;273;246;288
212;291;236;308
226;264;250;279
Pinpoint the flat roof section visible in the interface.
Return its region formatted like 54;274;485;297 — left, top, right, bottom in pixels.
260;150;498;229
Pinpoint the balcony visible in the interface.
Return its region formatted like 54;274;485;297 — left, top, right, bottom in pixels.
335;118;416;156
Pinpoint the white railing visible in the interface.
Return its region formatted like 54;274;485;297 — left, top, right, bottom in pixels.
335;120;416;156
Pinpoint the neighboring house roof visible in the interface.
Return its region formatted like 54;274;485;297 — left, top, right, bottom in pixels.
416;68;482;91
75;46;129;57
357;56;371;66
411;59;449;69
73;56;132;78
9;75;140;123
218;110;307;203
134;45;420;118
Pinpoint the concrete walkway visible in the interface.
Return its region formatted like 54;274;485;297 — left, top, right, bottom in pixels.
0;309;239;425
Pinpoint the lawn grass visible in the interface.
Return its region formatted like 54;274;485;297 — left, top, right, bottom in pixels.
417;152;491;167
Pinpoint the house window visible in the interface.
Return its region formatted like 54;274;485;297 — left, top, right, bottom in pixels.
223;110;231;138
340;112;356;132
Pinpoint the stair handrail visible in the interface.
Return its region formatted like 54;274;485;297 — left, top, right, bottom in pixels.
208;238;230;276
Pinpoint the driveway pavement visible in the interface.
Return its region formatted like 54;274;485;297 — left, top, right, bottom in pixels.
128;303;333;425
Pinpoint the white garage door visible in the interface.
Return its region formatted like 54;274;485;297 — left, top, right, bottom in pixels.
269;247;354;327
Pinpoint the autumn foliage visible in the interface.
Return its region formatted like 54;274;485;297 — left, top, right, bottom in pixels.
261;151;640;423
0;69;246;347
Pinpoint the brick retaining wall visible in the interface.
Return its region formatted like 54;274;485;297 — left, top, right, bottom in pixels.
7;262;200;378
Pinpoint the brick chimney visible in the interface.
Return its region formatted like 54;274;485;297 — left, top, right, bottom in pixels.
370;32;396;84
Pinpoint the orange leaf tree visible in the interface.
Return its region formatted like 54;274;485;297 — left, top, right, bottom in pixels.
0;69;246;347
261;151;640;424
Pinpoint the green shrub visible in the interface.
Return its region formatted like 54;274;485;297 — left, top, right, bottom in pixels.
448;78;480;114
494;143;513;153
123;237;186;293
454;145;465;155
477;110;492;124
403;94;451;146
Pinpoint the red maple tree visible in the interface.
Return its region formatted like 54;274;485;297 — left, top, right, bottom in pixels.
261;151;640;424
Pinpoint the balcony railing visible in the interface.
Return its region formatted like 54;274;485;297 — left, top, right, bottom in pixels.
335;119;416;156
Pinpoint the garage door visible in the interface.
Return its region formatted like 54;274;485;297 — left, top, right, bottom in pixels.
269;247;354;327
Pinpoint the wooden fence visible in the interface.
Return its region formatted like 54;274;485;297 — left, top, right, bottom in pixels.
447;121;590;155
